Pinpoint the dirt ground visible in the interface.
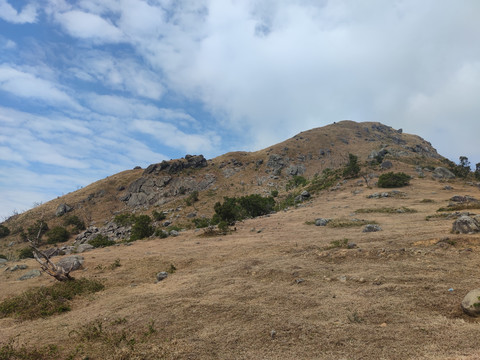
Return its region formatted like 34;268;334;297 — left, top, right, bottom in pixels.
2;176;480;359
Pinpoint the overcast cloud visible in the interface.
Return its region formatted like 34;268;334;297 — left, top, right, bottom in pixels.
0;0;479;218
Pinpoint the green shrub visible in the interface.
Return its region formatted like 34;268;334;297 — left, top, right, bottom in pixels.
114;213;136;227
214;194;275;224
63;215;85;233
154;229;168;238
0;278;104;320
152;210;166;221
0;225;10;238
0;254;7;260
286;175;308;191
0;342;59;360
271;189;279;197
26;220;49;241
130;215;154;241
217;221;229;234
88;235;115;248
18;247;34;259
185;190;199;206
193;217;212;228
45;226;70;244
377;172;411;188
274;192;299;211
343;153;360;178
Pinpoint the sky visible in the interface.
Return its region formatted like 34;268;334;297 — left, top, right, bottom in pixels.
1;0;480;219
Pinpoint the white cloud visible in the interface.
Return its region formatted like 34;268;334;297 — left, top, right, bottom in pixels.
0;64;80;108
0;0;37;24
55;10;124;43
132;119;219;155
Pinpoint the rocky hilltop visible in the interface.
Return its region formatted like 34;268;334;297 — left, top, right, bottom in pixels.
1;121;446;252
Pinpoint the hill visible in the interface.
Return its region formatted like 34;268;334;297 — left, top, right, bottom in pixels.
2;121;480;359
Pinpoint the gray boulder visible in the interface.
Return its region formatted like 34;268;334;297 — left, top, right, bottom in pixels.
56;203;73;217
462;289;480;316
7;264;28;272
18;269;41;281
287;164;306;176
452;216;480;234
156;271;168;282
315;218;330;226
76;244;94;253
363;224;382;232
56;255;84;272
0;258;7;264
432;167;455;180
169;230;179;237
380;161;393;170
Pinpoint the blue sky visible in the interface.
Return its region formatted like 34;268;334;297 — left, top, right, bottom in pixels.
1;0;480;219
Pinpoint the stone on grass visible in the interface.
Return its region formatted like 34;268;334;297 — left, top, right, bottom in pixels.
18;269;41;281
56;255;84;272
363;224;382;232
76;244;94;253
461;289;480;316
156;272;168;282
315;218;330;226
452;216;480;234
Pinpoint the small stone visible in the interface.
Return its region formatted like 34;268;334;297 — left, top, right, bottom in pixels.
347;242;357;249
9;264;28;272
270;330;276;339
338;275;347;283
169;230;179;237
363;224;382;232
295;278;305;284
358;278;366;283
315;218;330;226
156;272;168;282
380;323;387;327
18;269;42;281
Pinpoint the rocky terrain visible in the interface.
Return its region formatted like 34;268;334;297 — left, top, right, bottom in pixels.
2;121;480;359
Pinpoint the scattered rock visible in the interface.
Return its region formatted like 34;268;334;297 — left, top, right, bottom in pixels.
0;258;7;264
347;242;357;249
315;218;330;226
8;264;28;272
270;330;276;339
144;154;207;175
43;247;60;258
56;255;84;272
363;224;382;232
380;161;393;170
461;289;480;316
452;216;480;234
169;230;179;237
163;220;172;227
432;167;456;180
156;272;168;282
18;270;42;281
76;244;94;253
287;164;306;176
186;212;197;218
444;185;453;190
55;203;73;217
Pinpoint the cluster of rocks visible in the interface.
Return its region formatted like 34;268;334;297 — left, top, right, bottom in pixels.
75;222;131;245
55;203;73;217
144;154;207;175
294;191;311;203
452;215;480;234
121;173;216;208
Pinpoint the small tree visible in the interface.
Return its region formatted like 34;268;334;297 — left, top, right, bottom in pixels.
475;163;480;181
130;215;154;241
46;226;70;244
343;153;360;179
378;172;411;188
0;224;10;238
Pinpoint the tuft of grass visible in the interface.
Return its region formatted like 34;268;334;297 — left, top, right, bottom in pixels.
426;213;452;221
347;311;364;323
109;258;121;270
88;234;116;248
355;207;417;214
420;199;435;203
326;238;349;249
0;341;59;360
0;278;104;320
327;218;377;228
437;203;480;212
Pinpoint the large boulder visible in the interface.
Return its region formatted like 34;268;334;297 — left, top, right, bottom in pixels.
462;289;480;316
452;216;480;234
432;167;455;180
18;269;41;281
56;255;84;272
55;203;73;217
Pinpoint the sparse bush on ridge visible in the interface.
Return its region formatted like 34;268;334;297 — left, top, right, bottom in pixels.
152;210;166;221
130;215;154;241
18;247;34;259
306;168;340;193
343;153;360;178
286;175;308;191
214;194;275;224
63;215;85;233
0;225;10;238
88;235;115;248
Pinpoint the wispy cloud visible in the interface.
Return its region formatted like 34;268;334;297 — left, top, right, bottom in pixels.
0;0;37;24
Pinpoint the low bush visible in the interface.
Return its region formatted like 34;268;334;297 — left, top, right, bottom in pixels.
355;207;417;214
0;342;59;360
185;190;199;206
286;175;308;191
152;210;166;221
214;194;275;224
0;278;104;320
193;217;212;228
88;235;115;248
113;213;136;227
45;226;70;244
377;172;411;188
343;153;360;178
63;215;86;233
154;229;168;238
0;254;6;260
306;168;340;193
26;220;49;241
130;215;154;241
327;218;377;228
0;225;10;238
18;247;34;259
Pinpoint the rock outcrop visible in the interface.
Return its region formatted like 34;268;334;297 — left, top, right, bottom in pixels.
144;154;207;175
432;167;455;180
452;216;480;234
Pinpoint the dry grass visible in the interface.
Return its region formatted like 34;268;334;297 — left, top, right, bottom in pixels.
2;176;480;359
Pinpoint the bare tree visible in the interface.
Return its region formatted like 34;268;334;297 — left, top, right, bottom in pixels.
27;226;75;281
